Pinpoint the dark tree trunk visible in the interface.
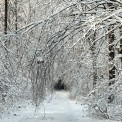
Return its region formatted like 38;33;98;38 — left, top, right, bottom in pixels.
15;0;17;32
106;1;116;104
4;0;8;34
92;32;97;88
108;25;115;86
119;26;122;66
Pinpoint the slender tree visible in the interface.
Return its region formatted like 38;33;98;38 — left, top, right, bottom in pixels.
108;24;115;85
4;0;8;34
119;26;122;69
15;0;17;32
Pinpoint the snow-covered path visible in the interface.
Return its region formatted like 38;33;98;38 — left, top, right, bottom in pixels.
0;91;119;122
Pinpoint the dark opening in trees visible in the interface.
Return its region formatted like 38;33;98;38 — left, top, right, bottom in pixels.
54;79;67;90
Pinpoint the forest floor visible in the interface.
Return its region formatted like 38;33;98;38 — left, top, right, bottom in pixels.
0;91;119;122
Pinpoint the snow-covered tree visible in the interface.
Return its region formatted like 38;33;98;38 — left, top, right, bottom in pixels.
0;0;122;120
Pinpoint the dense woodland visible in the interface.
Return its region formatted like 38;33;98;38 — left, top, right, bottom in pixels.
0;0;122;121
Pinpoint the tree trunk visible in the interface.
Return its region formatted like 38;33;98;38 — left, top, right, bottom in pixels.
15;0;17;32
4;0;8;34
92;32;97;88
119;26;122;69
108;25;115;86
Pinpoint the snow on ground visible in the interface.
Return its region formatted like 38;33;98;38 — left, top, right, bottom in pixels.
0;91;119;122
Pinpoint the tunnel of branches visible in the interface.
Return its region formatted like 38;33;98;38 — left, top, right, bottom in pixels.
54;78;67;90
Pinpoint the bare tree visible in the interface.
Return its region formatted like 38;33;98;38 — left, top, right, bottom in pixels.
4;0;8;34
15;0;17;32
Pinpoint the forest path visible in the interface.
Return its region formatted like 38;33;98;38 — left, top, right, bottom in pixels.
0;91;118;122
